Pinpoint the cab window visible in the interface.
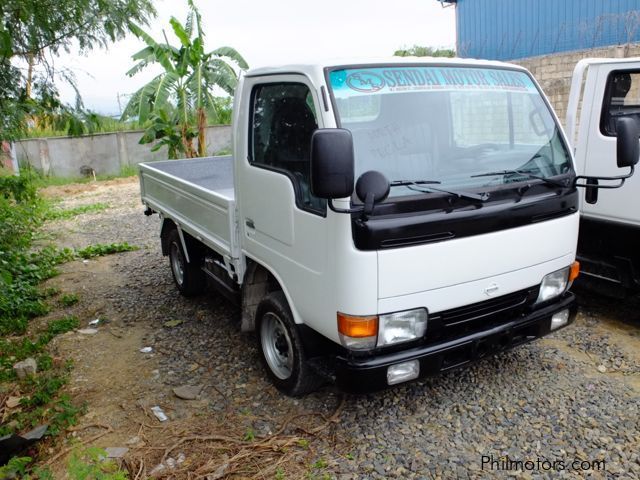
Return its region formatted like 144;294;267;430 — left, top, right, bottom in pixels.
601;70;640;136
250;82;326;214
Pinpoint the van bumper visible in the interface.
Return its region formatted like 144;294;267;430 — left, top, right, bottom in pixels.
334;293;576;393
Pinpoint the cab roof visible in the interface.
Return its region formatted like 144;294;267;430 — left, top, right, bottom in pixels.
245;57;527;78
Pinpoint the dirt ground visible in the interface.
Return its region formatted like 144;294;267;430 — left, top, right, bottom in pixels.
37;178;640;479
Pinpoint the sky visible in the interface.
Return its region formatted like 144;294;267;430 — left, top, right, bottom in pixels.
55;0;456;116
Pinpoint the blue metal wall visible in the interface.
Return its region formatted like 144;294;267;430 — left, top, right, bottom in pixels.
455;0;640;60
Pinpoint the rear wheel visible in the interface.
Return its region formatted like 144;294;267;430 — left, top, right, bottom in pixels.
167;229;205;296
256;291;321;396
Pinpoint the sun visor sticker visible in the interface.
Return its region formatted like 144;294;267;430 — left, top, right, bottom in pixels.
329;67;538;98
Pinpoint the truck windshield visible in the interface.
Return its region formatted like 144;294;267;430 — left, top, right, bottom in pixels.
328;66;572;198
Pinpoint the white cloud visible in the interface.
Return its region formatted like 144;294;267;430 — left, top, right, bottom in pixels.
55;0;456;115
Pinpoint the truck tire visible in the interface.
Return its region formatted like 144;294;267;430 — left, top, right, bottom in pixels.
167;229;205;296
256;291;321;396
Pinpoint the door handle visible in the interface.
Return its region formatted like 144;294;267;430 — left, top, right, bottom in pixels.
245;218;255;229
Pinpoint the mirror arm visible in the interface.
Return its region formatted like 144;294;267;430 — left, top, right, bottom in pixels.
328;199;364;215
573;165;634;189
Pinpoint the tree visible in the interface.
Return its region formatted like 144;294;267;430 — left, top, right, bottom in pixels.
121;1;248;159
394;45;456;58
0;0;156;139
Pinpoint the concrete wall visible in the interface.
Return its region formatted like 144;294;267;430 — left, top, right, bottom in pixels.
16;125;232;178
513;43;640;126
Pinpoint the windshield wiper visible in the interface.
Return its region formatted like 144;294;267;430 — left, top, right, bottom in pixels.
471;169;569;188
391;180;490;202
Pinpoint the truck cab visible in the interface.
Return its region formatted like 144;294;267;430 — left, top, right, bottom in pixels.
139;58;637;395
567;57;640;295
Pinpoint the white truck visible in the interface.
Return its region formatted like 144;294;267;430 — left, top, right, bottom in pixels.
138;58;638;395
567;57;640;296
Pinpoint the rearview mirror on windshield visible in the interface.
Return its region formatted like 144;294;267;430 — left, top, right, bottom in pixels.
310;128;355;199
616;117;640;169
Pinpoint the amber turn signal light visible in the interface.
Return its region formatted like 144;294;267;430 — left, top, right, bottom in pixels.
337;313;378;338
569;261;580;282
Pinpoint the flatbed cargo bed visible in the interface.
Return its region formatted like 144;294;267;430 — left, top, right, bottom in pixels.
139;156;240;268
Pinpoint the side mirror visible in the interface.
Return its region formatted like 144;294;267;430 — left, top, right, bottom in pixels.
355;171;390;215
574;117;638;199
616;117;640;168
310;128;354;199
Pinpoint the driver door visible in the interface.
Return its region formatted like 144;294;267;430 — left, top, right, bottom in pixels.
236;75;329;325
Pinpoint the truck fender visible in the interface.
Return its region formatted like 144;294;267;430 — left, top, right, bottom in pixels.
240;259;301;332
160;219;195;264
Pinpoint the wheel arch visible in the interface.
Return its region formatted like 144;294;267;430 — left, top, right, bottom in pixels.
240;257;302;332
160;218;204;263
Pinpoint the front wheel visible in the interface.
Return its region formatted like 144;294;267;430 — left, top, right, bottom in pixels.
256;292;322;396
167;229;205;296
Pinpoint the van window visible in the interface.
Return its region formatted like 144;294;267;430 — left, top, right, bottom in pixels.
600;70;640;136
250;82;325;214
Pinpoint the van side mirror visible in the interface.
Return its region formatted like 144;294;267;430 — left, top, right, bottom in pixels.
616;117;640;168
310;128;355;200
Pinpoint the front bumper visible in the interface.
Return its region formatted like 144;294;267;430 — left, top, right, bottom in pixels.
335;293;576;393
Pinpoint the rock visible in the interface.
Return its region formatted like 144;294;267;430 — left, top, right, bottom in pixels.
78;328;99;335
597;365;607;373
125;436;143;446
173;384;204;400
140;347;153;353
13;358;37;379
163;319;183;328
151;406;168;422
149;463;166;477
105;447;129;458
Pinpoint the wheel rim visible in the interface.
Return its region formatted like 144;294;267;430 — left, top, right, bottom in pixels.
261;312;294;380
170;242;184;285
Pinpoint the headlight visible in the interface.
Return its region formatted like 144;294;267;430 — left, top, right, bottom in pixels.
536;267;570;303
377;308;428;347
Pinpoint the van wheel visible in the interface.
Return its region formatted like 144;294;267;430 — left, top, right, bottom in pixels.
167;229;205;296
256;291;321;396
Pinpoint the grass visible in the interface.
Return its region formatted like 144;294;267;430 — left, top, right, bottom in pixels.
46;203;109;221
59;293;79;307
0;447;127;480
0;243;136;336
0;315;79;382
0;170;139;471
23;163;139;189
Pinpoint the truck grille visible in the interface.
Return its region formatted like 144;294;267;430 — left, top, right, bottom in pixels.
427;286;540;344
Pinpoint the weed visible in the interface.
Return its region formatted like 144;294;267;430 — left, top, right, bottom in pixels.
312;459;328;469
42;287;61;298
275;467;286;480
345;453;354;460
47;395;85;436
59;293;79;307
37;354;54;371
297;438;310;449
66;447;128;480
0;316;77;382
46;315;80;336
119;164;139;177
76;242;138;259
46;203;109;221
24;163;139;188
243;428;256;441
0;456;31;478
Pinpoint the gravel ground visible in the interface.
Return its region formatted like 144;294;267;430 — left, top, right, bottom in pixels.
44;179;640;479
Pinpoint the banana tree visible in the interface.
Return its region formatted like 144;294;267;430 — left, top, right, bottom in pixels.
122;1;248;158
